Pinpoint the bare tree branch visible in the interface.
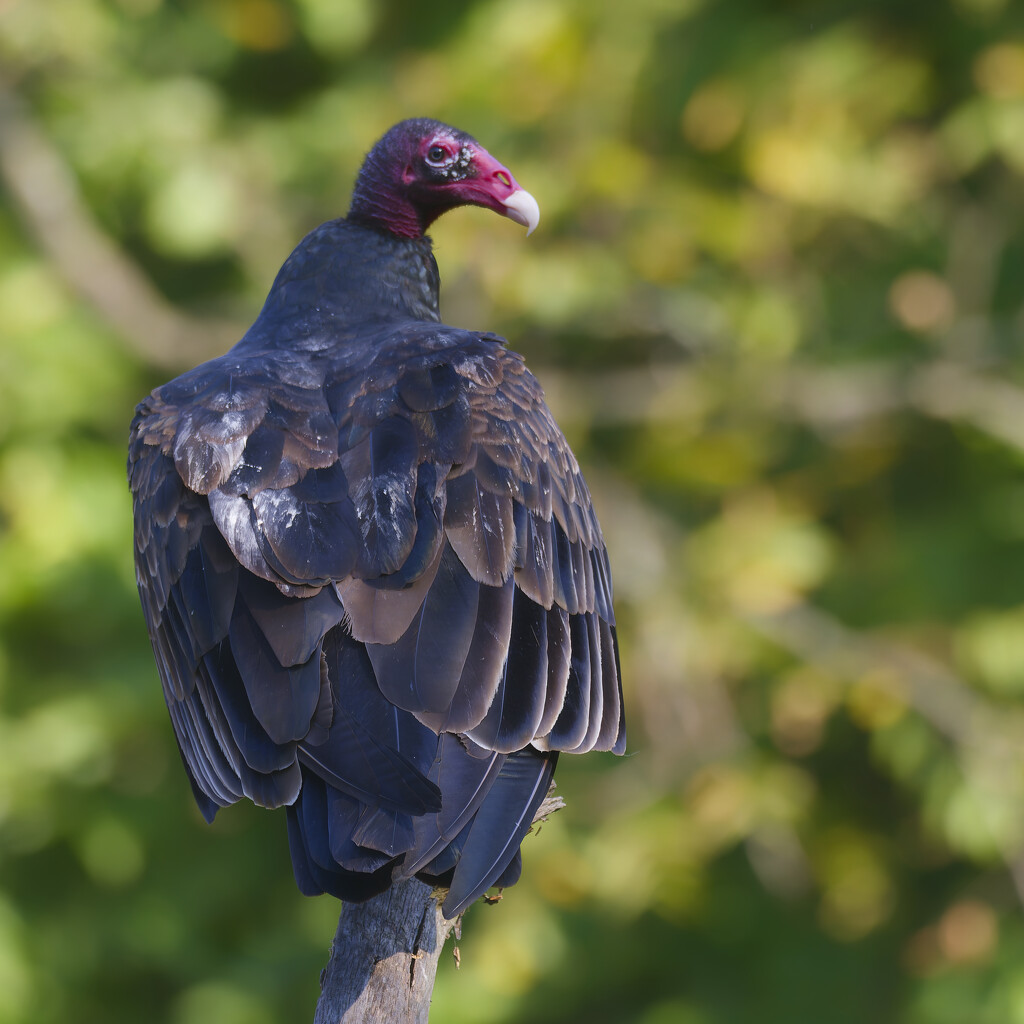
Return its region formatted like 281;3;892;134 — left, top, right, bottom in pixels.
0;80;237;369
542;357;1024;459
313;878;456;1024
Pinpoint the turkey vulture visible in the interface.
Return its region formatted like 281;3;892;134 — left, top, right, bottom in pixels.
129;119;626;919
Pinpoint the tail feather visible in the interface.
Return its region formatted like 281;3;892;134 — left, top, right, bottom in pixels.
441;748;556;918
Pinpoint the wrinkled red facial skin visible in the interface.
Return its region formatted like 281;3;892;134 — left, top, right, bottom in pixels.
349;120;525;239
409;138;524;221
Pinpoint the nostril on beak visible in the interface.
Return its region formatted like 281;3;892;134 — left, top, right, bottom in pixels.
495;170;512;189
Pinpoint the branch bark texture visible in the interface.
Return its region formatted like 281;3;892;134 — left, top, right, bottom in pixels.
313;877;456;1024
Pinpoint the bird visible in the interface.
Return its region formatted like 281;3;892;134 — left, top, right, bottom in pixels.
128;118;626;919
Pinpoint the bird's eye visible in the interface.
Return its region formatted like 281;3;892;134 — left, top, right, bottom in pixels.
426;144;448;165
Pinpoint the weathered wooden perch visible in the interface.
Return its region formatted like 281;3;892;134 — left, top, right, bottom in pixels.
313;876;455;1024
314;789;565;1024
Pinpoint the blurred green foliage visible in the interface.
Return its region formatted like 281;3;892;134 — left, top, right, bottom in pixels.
3;0;1024;1021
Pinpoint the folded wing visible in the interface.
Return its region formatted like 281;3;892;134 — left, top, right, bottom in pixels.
129;326;624;915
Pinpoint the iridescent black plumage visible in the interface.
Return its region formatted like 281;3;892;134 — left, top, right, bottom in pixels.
129;120;624;918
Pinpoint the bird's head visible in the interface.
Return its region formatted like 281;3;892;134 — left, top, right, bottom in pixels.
348;118;540;240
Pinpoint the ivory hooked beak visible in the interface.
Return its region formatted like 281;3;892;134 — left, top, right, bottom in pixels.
501;189;540;236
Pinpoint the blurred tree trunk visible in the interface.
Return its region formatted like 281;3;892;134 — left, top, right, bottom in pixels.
313;877;456;1024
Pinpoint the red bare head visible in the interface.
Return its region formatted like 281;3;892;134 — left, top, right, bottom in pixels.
348;118;540;240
